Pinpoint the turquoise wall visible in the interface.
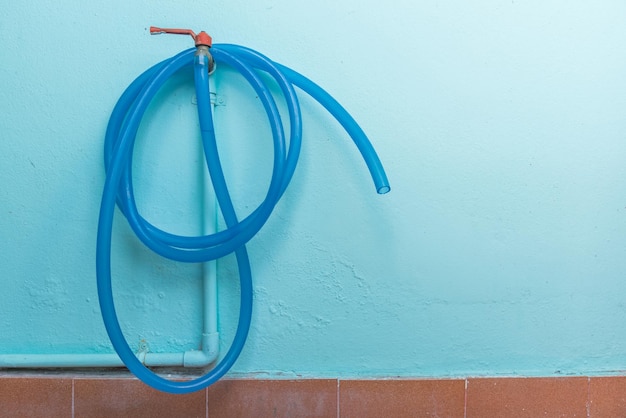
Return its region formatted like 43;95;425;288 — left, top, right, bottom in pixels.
1;1;626;377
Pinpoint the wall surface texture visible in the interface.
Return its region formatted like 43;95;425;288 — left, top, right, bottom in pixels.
1;1;626;378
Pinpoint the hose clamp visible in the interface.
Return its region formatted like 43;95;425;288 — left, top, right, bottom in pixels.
195;45;216;75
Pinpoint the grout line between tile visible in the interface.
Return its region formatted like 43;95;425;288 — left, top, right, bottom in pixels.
464;379;468;418
337;379;340;418
71;379;75;418
586;377;591;418
206;387;209;418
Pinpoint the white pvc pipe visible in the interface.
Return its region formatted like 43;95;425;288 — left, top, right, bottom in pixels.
0;78;221;370
205;79;219;340
0;346;219;368
201;76;220;361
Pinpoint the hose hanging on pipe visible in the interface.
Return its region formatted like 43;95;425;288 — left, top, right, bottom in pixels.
97;39;390;394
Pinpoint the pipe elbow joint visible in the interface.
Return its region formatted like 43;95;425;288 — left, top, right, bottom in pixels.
183;332;219;367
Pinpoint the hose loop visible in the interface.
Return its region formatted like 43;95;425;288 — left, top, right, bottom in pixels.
97;44;389;394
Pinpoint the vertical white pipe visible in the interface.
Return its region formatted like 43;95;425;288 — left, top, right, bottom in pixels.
203;75;219;355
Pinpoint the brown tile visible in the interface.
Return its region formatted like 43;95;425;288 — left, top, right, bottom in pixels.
466;377;588;417
589;376;626;417
208;378;337;418
0;377;72;417
339;379;465;418
74;378;205;418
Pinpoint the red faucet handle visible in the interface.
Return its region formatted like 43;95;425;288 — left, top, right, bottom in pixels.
150;26;212;47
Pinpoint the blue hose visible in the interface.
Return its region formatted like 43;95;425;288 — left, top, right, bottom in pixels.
97;44;390;394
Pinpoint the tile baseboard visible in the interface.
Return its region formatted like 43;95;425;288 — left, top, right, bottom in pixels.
1;375;625;417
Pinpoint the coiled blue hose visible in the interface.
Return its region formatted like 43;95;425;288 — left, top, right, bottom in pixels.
97;44;390;394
